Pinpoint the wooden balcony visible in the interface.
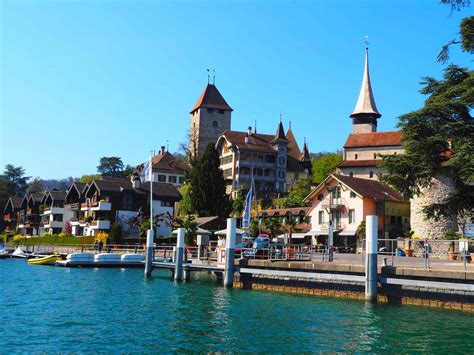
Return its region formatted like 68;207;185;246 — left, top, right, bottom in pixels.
3;213;14;221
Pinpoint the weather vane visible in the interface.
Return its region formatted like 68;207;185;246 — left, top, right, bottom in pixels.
207;69;210;84
364;35;369;49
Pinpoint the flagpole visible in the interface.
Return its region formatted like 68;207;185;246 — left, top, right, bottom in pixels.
145;150;154;277
150;150;153;229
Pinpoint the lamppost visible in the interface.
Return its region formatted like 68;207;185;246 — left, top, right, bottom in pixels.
325;185;336;262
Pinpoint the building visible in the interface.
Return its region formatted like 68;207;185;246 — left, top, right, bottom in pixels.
215;122;312;197
2;196;23;233
150;148;186;187
304;174;410;247
17;193;44;236
189;83;233;158
78;176;181;238
64;181;88;236
336;48;403;180
39;190;74;235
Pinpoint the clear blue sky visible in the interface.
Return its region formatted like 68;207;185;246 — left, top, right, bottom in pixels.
0;0;471;179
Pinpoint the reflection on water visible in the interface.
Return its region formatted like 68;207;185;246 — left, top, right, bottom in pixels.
1;259;473;352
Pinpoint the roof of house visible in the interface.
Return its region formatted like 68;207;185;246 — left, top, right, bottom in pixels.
151;151;185;174
221;130;276;153
286;128;301;157
4;196;23;212
350;48;381;119
190;84;233;113
285;127;306;172
344;131;403;148
28;193;44;204
337;159;382;168
304;174;407;203
271;121;288;143
87;178;181;201
194;216;220;226
258;207;310;217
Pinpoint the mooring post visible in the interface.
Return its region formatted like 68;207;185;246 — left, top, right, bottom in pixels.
365;215;378;302
174;228;185;281
224;218;236;288
144;229;154;277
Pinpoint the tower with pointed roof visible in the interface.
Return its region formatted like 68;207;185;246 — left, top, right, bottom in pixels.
189;83;233;158
271;121;289;192
350;48;381;133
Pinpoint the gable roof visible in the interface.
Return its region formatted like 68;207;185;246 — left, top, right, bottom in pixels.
271;121;288;143
304;174;407;203
286;128;301;158
344;131;403;148
42;190;67;204
220;130;276;153
4;196;23;213
190;84;233;113
151;151;185;174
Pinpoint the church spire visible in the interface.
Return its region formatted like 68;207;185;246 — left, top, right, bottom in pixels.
350;47;381;120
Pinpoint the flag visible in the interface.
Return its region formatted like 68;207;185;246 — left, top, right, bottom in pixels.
140;159;152;183
242;183;253;229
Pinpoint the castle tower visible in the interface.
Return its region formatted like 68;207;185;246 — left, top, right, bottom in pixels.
350;48;381;133
271;121;289;192
189;83;233;158
300;140;312;175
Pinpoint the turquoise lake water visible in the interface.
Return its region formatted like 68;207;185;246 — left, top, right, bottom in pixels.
1;258;473;352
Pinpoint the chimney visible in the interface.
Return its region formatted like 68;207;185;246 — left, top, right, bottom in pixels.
132;176;141;189
161;146;166;154
247;126;252;136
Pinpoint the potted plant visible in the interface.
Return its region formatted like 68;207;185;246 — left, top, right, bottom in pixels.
445;231;460;261
403;230;415;257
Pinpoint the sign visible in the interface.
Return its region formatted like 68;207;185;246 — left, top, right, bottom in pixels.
465;224;474;238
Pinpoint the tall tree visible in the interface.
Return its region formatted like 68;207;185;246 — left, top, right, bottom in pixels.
189;143;230;217
381;65;473;231
178;183;194;216
311;152;343;184
27;178;45;194
3;164;30;195
97;157;125;177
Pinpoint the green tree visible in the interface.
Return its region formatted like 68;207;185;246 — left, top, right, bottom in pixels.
79;174;101;183
3;164;30;196
97;157;125;177
178;183;194;216
262;217;282;240
381;65;473;232
311;152;343;184
282;216;298;244
231;190;245;218
281;178;312;207
109;223;124;244
27;178;45;194
189;143;230;217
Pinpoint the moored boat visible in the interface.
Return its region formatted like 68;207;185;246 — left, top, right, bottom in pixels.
27;254;62;265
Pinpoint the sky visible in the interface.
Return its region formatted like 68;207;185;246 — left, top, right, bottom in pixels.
0;0;471;179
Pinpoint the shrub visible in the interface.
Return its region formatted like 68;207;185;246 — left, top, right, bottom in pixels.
109;223;123;244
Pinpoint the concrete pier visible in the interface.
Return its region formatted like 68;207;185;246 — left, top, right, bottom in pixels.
224;218;236;288
365;215;378;302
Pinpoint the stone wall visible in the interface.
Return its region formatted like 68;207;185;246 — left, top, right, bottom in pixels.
410;176;457;256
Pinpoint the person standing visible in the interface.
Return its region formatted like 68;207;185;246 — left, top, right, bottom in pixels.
98;240;103;253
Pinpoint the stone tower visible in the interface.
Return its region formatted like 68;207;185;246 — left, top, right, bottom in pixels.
189;83;233;158
350;48;381;133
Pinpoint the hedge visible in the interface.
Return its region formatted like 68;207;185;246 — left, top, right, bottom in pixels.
4;234;96;246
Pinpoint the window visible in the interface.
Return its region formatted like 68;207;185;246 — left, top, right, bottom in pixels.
390;215;396;225
219;109;225;114
369;171;374;178
212;121;218;128
355;154;358;160
349;172;353;177
373;153;377;159
207;108;213;113
278;171;285;178
160;201;172;207
317;193;324;201
178;177;184;184
349;209;355;224
122;193;133;210
158;175;166;182
350;191;356;198
278;156;285;166
318;211;324;224
168;176;177;183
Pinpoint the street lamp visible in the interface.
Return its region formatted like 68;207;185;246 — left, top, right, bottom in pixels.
325;185;336;262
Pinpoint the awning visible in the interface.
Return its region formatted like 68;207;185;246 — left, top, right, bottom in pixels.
171;227;212;236
338;230;356;236
307;230;328;236
214;228;247;236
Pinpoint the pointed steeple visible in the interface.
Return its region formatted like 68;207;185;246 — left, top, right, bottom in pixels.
190;83;233;113
301;140;311;162
271;121;288;143
350;48;381;119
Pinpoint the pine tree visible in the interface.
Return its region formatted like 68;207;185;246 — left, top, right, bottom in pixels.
189;143;230;217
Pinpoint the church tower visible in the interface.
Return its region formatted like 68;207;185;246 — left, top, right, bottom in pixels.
350;48;381;133
189;83;233;158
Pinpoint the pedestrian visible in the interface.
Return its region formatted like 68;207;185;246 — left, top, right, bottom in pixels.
98;240;103;253
93;241;98;254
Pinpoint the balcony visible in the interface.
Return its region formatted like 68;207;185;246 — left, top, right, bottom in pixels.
42;206;65;215
69;218;80;226
80;203;89;211
3;213;15;222
65;202;80;211
90;220;110;230
320;222;345;230
43;220;64;229
321;197;346;210
90;201;112;211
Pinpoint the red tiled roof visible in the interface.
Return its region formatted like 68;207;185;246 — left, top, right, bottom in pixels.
151;151;185;174
344;131;403;148
333;174;407;202
190;84;233;113
271;122;288;143
286;128;301;159
337;159;381;168
258;207;310;217
223;130;276;153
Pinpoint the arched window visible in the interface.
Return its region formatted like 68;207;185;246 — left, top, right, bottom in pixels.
212;121;218;128
349;172;353;177
278;156;285;166
355;154;358;160
369;171;374;178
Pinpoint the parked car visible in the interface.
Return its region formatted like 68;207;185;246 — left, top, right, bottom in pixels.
244;236;270;257
235;240;254;256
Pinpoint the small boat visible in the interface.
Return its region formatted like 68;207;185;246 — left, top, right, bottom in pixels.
27;254;62;265
11;247;29;259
